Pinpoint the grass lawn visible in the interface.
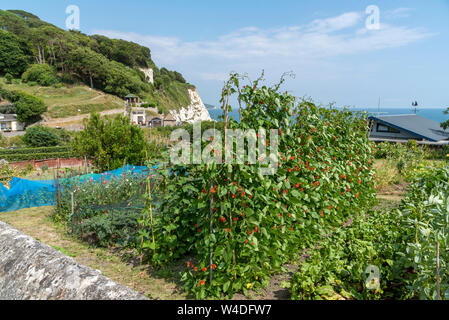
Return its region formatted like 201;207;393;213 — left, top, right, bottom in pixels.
0;206;188;300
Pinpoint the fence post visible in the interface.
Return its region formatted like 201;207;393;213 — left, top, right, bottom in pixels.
71;192;74;234
209;179;214;284
436;241;441;300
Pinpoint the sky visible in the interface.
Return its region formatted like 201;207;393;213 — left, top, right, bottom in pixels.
2;0;449;109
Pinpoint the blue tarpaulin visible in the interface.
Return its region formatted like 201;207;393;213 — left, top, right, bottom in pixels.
0;165;149;213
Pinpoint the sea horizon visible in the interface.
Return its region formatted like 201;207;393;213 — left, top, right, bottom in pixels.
208;107;449;123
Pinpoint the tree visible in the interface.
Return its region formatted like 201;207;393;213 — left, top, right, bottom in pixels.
441;109;449;130
0;29;30;76
71;113;150;171
14;92;47;125
23;125;60;147
65;47;107;88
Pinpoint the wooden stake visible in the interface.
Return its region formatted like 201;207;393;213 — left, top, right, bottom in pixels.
436;241;441;300
71;192;74;234
209;179;214;284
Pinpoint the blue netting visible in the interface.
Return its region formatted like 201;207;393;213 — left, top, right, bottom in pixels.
0;165;152;213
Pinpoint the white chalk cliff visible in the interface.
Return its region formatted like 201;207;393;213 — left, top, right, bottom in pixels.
139;67;154;84
170;88;212;123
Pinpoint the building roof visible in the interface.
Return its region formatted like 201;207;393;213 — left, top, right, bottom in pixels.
164;114;176;121
368;114;449;142
0;114;18;121
124;94;138;99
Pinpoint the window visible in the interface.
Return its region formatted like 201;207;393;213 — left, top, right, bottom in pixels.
377;123;400;133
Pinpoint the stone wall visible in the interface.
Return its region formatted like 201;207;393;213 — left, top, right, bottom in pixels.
0;221;147;300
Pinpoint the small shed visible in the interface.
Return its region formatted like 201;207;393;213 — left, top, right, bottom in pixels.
163;114;177;127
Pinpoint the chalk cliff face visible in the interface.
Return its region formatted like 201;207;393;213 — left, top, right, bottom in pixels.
170;89;212;123
139;67;154;84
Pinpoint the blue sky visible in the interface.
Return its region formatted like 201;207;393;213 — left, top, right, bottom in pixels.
2;0;449;109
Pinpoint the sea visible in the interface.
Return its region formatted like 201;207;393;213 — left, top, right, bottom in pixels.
207;107;449;124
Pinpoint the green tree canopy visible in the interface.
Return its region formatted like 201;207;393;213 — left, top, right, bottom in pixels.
71;113;150;171
0;29;30;76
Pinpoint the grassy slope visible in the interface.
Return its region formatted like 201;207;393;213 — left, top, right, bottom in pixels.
0;77;124;119
0;77;195;121
146;82;194;115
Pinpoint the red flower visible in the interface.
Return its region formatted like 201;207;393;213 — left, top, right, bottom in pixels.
254;227;259;233
200;280;205;286
202;267;207;272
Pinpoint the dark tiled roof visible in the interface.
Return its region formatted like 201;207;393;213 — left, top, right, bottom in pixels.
368;114;449;142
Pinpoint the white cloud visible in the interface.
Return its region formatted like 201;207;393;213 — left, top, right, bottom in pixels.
92;11;432;70
385;7;415;19
90;9;434;104
307;12;362;33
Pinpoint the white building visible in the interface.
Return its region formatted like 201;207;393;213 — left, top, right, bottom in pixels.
0;114;24;132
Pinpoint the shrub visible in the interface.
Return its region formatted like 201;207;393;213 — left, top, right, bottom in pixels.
0;103;15;114
5;73;13;84
23;125;61;147
9;91;47;125
21;63;60;86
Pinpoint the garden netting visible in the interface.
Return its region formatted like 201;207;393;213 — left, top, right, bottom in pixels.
0;164;150;213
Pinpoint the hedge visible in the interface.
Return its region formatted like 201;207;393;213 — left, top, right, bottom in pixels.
0;151;74;162
0;146;70;156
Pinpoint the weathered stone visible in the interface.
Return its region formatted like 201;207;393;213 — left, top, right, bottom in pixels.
0;221;148;300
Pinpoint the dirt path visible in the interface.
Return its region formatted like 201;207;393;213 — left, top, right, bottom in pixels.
43;108;125;127
0;206;187;300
